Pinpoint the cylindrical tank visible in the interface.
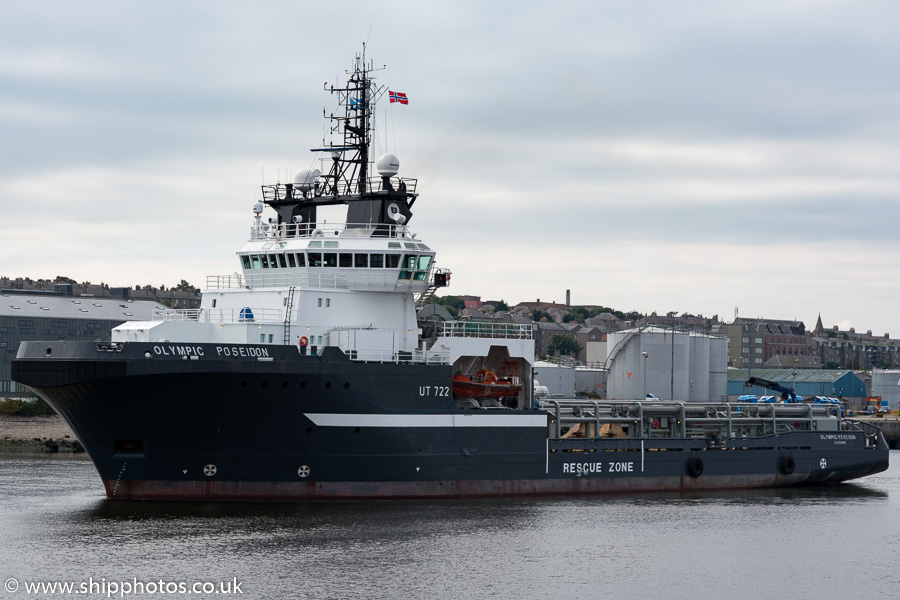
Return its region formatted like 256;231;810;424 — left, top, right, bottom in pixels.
708;337;728;402
689;334;710;402
532;361;575;397
605;328;728;402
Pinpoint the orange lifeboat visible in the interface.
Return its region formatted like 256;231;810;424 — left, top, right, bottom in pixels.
452;369;522;399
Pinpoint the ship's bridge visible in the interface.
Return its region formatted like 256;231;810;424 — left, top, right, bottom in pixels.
207;222;435;294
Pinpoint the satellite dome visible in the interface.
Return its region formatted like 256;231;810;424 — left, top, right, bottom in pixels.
293;169;320;192
376;153;400;177
252;202;264;215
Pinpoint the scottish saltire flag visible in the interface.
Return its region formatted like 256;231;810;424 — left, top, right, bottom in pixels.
389;90;409;105
350;97;364;109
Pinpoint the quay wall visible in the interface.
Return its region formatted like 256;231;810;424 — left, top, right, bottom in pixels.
0;415;82;454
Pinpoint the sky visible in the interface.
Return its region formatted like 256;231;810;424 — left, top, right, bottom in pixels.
1;0;899;336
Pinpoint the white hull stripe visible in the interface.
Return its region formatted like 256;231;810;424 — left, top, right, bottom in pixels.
304;413;548;428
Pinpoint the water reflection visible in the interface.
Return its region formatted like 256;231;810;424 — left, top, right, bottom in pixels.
2;453;899;600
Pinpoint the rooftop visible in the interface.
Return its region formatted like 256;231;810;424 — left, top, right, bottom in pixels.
0;294;163;321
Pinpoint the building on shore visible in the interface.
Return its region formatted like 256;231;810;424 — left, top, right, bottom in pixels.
0;293;162;395
1;277;201;309
871;369;900;411
725;368;867;410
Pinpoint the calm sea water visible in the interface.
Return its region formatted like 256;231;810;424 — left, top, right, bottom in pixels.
1;453;898;600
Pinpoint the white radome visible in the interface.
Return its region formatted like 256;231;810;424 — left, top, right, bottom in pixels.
293;169;320;192
376;153;400;177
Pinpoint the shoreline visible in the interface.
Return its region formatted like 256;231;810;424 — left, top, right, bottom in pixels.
0;414;83;454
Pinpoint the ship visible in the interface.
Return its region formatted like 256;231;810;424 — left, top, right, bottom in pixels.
12;49;889;500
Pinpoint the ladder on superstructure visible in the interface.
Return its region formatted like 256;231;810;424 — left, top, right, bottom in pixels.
415;282;439;309
415;267;450;309
283;287;296;345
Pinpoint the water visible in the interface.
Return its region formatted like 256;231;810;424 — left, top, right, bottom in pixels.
1;454;899;600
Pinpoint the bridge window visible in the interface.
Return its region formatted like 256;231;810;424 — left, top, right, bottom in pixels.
323;253;337;267
268;254;278;269
386;254;401;268
399;254;416;279
339;253;352;267
308;253;322;267
415;255;432;280
369;253;384;268
241;255;251;269
355;254;368;268
296;253;306;267
287;253;296;268
277;254;287;268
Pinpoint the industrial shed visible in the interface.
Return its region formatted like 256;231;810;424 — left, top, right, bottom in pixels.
0;293;162;395
726;368;866;400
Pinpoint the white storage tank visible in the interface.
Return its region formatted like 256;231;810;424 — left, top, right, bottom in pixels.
532;361;575;398
689;334;710;402
708;336;728;402
604;327;727;402
574;367;607;398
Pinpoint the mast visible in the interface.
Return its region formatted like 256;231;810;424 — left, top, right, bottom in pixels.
259;46;418;234
321;45;379;199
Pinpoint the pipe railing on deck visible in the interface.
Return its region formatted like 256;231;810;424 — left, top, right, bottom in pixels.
542;399;842;440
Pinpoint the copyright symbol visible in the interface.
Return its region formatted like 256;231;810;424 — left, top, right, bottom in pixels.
4;578;18;593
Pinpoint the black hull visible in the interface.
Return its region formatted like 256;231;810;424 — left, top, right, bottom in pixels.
13;341;890;501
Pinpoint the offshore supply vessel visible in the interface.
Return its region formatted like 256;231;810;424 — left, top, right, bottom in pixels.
12;50;888;500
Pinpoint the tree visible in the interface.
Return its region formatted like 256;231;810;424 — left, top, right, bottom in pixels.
566;306;589;323
493;299;509;312
548;334;582;358
429;295;465;317
54;275;76;284
175;279;197;292
531;309;550;322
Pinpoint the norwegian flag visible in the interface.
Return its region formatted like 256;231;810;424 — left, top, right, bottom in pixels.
389;90;409;105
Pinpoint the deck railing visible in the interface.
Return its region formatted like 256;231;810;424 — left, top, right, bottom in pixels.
205;270;430;292
153;307;284;324
250;221;419;242
541;399;851;440
440;321;533;340
344;348;450;365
